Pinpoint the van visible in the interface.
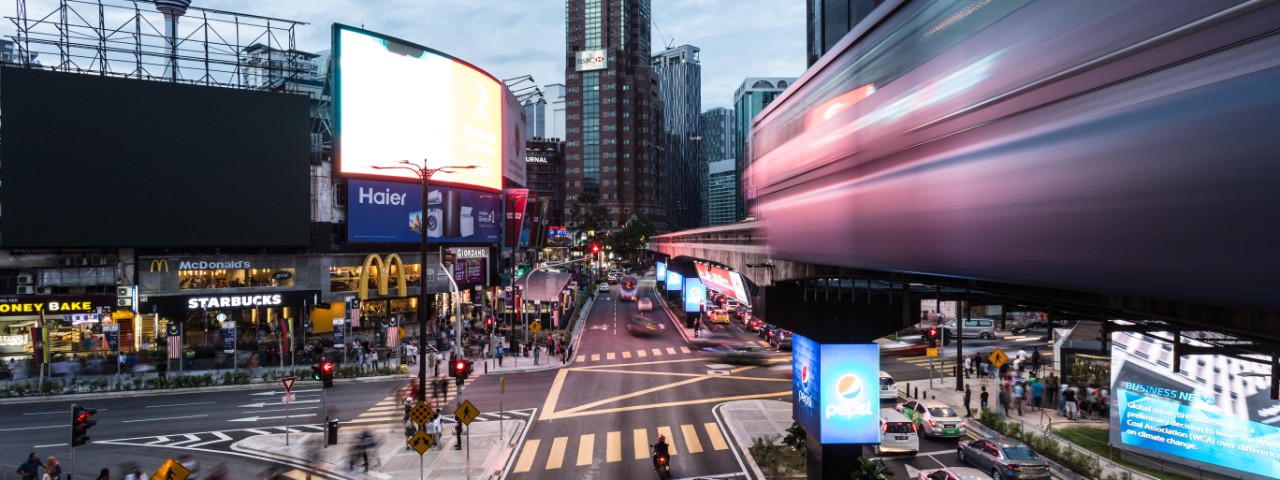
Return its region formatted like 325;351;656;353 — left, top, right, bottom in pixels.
942;317;998;340
879;371;899;401
877;408;919;456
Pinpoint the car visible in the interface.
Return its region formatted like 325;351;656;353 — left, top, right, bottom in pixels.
637;298;653;312
758;323;777;339
941;318;998;340
958;437;1052;479
879;371;899;401
626;316;661;337
747;317;764;332
598;283;611;292
710;309;732;324
768;329;792;350
699;343;769;365
878;408;919;456
735;305;750;320
1010;320;1068;335
917;466;993;480
607;276;619;285
896;399;966;438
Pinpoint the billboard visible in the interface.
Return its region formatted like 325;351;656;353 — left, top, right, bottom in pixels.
656;261;667;280
575;49;607;71
334;25;503;191
694;263;751;307
0;67;310;248
503;87;528;187
1110;331;1280;480
346;179;501;243
682;278;705;313
665;271;683;291
793;334;880;444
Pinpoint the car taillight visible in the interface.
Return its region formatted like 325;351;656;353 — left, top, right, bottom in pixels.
927;419;937;428
910;422;917;432
1008;464;1022;471
882;423;890;433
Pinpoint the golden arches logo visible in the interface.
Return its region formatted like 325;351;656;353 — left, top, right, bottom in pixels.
358;253;408;300
149;259;170;273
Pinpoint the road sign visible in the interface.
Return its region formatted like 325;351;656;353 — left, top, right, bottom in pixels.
409;429;434;455
281;393;296;404
989;348;1008;368
281;376;296;393
926;348;938;357
150;458;191;480
529;320;541;333
399;326;407;340
455;399;480;426
410;402;435;426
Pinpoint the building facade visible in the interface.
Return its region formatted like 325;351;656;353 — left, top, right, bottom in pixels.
699;107;735;225
733;77;794;220
651;45;702;231
807;0;884;66
525;137;567;229
564;0;666;231
706;159;737;226
522;83;568;142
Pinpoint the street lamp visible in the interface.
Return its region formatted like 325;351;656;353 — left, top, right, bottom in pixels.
371;159;478;402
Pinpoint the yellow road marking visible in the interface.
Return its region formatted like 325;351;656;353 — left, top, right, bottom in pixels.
705;422;729;450
591;353;601;361
606;352;616;360
637;350;648;357
622;351;632;359
666;347;677;355
681;424;703;453
538;369;571;421
279;469;308;479
577;433;595;466
514;439;540;472
633;428;649;459
546;390;792;420
547;436;568;469
657;426;677;455
652;348;663;356
607;431;622;462
576;355;585;362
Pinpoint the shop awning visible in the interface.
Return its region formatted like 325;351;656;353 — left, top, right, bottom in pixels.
516;271;575;303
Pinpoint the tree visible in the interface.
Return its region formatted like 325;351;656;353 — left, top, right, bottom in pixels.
849;457;893;480
607;214;655;261
782;422;806;453
568;191;611;235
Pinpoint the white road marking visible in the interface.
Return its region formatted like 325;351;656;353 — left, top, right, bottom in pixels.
123;414;208;423
188;431;233;448
239;399;321;408
229;413;318;422
168;434;203;446
252;406;320;414
0;425;64;431
250;388;320;396
147;401;217;408
33;443;68;448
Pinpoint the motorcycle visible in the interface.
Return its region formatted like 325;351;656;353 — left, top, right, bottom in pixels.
652;446;671;479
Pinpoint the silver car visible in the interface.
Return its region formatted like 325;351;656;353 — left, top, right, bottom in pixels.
957;437;1051;480
897;399;966;438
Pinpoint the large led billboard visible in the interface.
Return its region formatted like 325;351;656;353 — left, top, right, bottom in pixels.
683;278;706;313
694;263;751;307
346;179;501;243
334;25;503;191
793;334;879;444
665;271;683;291
655;261;667;280
1110;331;1280;480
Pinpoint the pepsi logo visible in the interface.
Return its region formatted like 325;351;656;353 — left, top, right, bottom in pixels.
800;364;810;387
835;374;863;400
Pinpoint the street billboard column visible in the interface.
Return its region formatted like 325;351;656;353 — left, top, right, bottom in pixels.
793;334;879;479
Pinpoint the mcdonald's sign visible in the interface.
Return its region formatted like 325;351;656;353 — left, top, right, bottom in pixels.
149;259;170;273
358;253;408;300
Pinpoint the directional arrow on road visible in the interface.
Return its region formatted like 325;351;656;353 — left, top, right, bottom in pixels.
906;465;919;478
250;389;320;396
239;399;321;408
228;413;318;422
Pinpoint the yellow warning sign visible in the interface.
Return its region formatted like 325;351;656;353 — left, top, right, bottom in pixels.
530;320;541;333
989;348;1008;368
455;399;480;426
926;348;938;357
410;402;435;426
150;458;191;480
409;429;434;455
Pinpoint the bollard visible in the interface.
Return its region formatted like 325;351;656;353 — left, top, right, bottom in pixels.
326;417;339;445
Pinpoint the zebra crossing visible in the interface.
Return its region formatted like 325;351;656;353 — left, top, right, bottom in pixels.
343;385;534;430
574;340;781;363
96;423;327;448
510;422;732;474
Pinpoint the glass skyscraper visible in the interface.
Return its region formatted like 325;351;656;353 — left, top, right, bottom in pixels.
652;45;702;231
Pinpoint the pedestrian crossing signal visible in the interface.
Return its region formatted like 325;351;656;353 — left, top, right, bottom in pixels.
71;405;97;447
451;359;468;378
320;361;335;388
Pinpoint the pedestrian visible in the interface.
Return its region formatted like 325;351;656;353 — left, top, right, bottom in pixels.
42;456;61;480
963;384;972;417
980;385;990;412
94;468;110;480
963;356;972;378
999;386;1011;416
17;452;42;480
1046;373;1060;405
979;361;989;384
1030;346;1041;372
533;344;541;365
1058;382;1070;416
434;352;444;376
1031;379;1045;410
349;431;376;472
1063;385;1079;420
427;414;443;449
496;344;505;367
1013;381;1026;416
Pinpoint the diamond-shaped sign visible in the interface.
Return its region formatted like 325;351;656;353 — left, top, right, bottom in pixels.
150;458;191;480
455;399;480;426
989;348;1008;368
409;429;434;455
410;402;435;426
530;320;541;333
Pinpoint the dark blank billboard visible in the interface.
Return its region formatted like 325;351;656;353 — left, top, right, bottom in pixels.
0;67;311;247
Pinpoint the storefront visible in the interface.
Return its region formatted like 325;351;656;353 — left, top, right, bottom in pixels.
137;290;320;352
0;295;116;364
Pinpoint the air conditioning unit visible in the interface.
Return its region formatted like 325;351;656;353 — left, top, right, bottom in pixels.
35;286;53;295
117;286;132;297
17;273;34;285
117;298;133;308
92;257;110;266
60;258;75;267
17;286;35;294
75;258;90;266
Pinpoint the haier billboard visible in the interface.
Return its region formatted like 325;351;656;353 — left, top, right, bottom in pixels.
347;179;501;243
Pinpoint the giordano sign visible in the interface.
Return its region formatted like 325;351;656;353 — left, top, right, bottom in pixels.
359;253;408;300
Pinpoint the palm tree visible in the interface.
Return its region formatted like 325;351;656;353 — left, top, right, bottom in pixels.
849;457;893;480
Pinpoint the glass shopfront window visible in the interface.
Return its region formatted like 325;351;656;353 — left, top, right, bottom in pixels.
180;267;296;290
329;263;423;293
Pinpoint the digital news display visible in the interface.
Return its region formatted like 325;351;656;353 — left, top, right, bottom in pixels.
1111;331;1280;479
346;179;501;244
665;271;683;291
793;334;879;444
682;278;705;313
655;261;667;280
334;25;503;191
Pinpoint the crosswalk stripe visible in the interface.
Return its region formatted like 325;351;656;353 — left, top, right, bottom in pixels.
657;426;677;455
607;431;622;462
514;439;540;473
665;347;677;355
547;436;569;469
577;433;595;466
606;352;616;360
679;346;691;354
576;355;585;362
637;350;648;358
704;423;729;450
681;424;703;453
633;429;648;460
279;469;308;479
622;351;632;359
591;353;601;361
651;348;663;356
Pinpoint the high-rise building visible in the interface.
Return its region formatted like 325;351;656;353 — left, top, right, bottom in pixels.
652;45;702;231
807;0;884;66
564;0;665;231
706;159;736;226
699;107;735;225
523;83;567;142
525;137;567;228
733;77;794;220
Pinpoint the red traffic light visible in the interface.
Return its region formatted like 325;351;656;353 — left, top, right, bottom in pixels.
929;328;937;338
454;360;466;372
486;317;494;327
321;361;334;374
590;244;600;254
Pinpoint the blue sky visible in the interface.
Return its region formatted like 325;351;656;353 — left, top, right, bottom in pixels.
17;0;805;110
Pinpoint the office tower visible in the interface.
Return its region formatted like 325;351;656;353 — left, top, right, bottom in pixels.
699;107;735;225
706;159;736;226
522;83;567;142
525;137;567;228
733;77;794;220
652;45;702;230
807;0;884;66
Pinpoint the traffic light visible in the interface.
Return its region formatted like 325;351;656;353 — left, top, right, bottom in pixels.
71;405;97;447
590;244;600;254
320;361;335;388
311;362;323;381
451;359;468;378
927;328;938;348
486;317;494;329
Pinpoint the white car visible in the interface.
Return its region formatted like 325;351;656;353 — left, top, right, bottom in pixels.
598;283;610;292
637;298;653;312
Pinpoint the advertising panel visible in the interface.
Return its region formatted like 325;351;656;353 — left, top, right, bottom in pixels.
792;334;880;444
575;49;607;72
665;271;683;291
502;88;528;187
655;261;667;280
347;179;501;243
334;25;503;191
682;278;705;313
1110;331;1280;480
505;189;529;249
694;263;751;307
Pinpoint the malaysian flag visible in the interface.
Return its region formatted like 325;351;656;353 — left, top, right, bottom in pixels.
167;323;182;359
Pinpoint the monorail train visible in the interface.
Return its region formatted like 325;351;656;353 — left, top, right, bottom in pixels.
747;0;1280;311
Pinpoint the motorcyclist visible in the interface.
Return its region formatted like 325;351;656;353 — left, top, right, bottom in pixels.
652;434;671;469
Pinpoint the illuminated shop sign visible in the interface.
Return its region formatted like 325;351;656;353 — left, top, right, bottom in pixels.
347;179;502;244
792;334;879;444
0;298;104;315
575;49;607;72
179;260;252;270
526;156;549;163
449;247;489;259
187;294;284;309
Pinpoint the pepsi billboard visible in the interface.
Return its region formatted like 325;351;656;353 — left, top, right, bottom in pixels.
683;278;705;313
347;179;501;243
793;334;879;444
655;261;667;280
665;271;683;291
